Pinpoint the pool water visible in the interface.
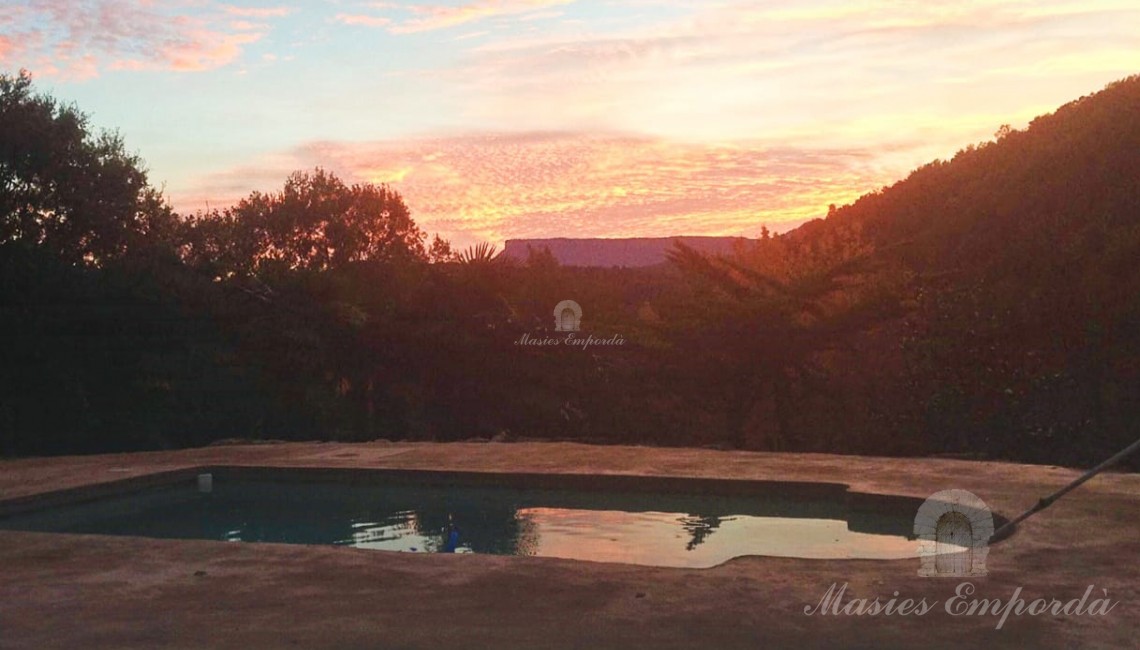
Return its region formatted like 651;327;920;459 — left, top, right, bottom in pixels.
0;477;925;568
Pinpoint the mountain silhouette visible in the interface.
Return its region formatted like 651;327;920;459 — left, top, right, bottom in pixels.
501;236;752;267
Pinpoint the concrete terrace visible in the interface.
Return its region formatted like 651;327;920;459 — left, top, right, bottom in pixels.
0;441;1137;649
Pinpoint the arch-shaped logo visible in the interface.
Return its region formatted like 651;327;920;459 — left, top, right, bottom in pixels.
554;300;582;332
914;489;993;577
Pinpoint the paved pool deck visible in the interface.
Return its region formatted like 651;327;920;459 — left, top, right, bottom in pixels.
0;441;1137;649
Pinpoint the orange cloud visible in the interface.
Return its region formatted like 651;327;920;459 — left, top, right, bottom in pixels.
171;131;900;248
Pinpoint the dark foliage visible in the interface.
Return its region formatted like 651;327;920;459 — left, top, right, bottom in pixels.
3;69;1139;469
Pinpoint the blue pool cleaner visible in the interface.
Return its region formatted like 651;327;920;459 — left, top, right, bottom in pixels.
443;525;460;553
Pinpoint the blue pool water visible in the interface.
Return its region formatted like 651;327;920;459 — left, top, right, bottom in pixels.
0;475;924;568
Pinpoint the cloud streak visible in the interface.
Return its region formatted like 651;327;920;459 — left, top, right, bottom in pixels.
222;5;294;18
333;0;575;34
444;0;1140;143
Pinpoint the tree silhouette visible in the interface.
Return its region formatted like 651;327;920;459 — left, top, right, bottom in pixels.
185;168;429;277
0;70;176;266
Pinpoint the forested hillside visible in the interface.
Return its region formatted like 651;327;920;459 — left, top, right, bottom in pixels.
699;74;1140;464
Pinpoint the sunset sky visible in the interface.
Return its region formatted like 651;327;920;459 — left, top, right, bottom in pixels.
3;1;1138;247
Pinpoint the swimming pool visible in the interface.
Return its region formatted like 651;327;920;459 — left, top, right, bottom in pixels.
0;468;951;568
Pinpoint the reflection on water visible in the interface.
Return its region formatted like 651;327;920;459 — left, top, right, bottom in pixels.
0;480;924;568
679;514;724;551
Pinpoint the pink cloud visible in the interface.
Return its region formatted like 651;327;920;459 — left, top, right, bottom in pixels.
3;0;287;78
163;29;264;72
0;35;18;63
0;7;44;72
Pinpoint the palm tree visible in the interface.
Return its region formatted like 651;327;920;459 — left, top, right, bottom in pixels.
456;242;498;266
